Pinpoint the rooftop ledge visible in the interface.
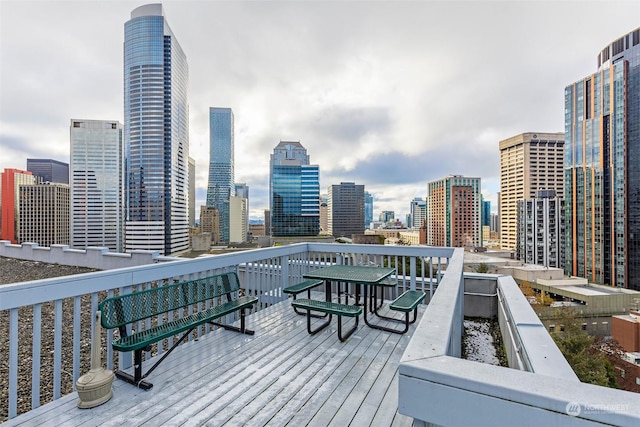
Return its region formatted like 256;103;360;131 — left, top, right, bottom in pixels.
398;249;640;427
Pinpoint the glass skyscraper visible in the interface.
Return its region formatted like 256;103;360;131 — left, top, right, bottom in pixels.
269;141;320;236
565;27;639;289
70;119;124;252
364;191;373;229
124;4;189;255
206;107;234;243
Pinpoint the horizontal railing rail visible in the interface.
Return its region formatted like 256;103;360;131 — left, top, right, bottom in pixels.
0;242;451;421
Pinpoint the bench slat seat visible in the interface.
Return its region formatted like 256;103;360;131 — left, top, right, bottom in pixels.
283;279;327;318
389;290;425;312
282;279;324;295
291;298;361;341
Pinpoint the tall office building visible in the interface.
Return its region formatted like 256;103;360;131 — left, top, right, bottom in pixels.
229;195;248;243
565;27;640;289
427;175;482;248
124;4;189;255
19;183;70;246
206;107;234;243
269;141;320;236
364;191;373;229
499;132;565;251
70;119;124;252
517;190;565;268
410;197;427;229
1;169;36;243
27;158;69;184
327;182;365;238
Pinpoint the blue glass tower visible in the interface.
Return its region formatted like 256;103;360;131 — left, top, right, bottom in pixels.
364;191;373;229
206;107;234;243
124;4;189;255
269;141;320;236
482;200;491;228
565;27;640;289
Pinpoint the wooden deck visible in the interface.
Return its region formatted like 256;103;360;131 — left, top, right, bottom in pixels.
6;297;424;426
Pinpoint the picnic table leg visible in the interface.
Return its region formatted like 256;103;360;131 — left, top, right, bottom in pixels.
362;286;411;334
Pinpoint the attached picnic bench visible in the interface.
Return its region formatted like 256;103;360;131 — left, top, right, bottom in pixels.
291;298;362;342
371;289;425;334
283;279;326;317
99;271;258;390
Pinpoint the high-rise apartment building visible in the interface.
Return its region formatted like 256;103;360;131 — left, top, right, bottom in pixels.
427;175;482;248
1;168;36;243
499;132;565;251
124;4;189;255
27;158;69;184
19;183;70;246
517;190;565;268
269;141;320;236
206;107;234;243
409;197;427;229
70;119;124;252
565;27;640;289
327;182;365;238
364;191;373;229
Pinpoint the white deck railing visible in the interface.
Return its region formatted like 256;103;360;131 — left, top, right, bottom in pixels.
0;243;451;421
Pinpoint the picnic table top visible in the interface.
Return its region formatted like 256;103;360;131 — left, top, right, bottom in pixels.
303;265;395;285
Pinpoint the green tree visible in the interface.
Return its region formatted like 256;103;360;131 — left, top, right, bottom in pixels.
476;263;488;273
550;309;618;388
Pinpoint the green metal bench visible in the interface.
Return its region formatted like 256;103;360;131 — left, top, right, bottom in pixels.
283;279;326;317
371;289;425;334
291;298;362;342
99;271;258;390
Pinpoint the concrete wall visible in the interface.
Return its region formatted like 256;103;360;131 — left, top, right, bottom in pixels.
0;241;170;270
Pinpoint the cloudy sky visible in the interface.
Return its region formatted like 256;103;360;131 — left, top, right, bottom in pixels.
1;0;639;222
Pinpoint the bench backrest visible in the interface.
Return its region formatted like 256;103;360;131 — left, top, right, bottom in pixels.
100;271;241;329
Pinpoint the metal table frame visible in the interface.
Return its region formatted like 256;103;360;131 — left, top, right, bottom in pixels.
303;265;403;332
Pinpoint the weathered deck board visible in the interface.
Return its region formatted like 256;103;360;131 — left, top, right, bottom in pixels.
5;297;423;427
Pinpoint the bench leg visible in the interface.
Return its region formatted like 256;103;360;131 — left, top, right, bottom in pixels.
114;348;153;390
337;315;359;342
115;327;196;390
209;308;255;335
305;311;332;335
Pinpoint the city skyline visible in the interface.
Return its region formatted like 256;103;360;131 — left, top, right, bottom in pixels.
1;1;639;221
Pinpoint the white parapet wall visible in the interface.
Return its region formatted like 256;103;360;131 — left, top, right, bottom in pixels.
0;241;173;270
